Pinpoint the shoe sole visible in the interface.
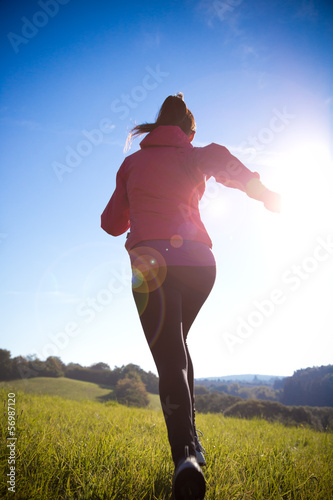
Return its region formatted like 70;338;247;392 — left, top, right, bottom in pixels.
173;467;206;500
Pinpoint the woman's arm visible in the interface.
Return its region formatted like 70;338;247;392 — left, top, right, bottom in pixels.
245;177;281;213
195;143;281;212
101;165;130;235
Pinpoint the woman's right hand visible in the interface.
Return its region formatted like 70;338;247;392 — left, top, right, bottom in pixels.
262;190;281;213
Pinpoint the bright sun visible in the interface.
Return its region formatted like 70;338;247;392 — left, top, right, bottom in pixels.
258;140;333;265
198;138;332;271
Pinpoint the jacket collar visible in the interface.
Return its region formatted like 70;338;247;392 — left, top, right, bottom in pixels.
140;126;193;149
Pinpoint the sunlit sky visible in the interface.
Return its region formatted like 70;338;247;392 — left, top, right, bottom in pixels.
1;0;333;379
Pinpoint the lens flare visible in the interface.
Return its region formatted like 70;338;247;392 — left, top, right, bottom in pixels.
129;246;167;294
170;234;184;248
129;246;168;347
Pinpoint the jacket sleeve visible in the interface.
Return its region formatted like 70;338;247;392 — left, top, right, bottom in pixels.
101;163;130;236
194;143;260;191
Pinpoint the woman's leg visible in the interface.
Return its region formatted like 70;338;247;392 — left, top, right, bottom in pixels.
132;265;216;465
133;275;195;464
178;266;216;437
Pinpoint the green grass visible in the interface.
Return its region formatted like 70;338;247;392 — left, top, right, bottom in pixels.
1;382;332;499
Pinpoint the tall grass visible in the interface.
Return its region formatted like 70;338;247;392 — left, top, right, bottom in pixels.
1;387;332;499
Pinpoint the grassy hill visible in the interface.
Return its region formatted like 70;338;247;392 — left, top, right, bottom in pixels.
0;376;161;410
1;381;332;499
0;377;114;402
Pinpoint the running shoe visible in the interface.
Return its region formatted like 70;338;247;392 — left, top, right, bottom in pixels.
173;445;206;500
194;431;206;466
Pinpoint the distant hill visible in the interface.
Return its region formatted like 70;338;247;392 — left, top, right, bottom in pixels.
196;366;333;409
196;374;285;383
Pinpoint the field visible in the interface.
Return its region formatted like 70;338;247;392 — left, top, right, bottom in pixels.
1;379;332;499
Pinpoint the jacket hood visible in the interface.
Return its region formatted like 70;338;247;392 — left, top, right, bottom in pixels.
140;125;193;149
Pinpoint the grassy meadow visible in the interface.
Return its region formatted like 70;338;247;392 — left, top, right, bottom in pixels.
1;379;332;499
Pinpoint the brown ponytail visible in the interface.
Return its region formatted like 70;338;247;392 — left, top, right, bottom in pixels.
126;93;196;148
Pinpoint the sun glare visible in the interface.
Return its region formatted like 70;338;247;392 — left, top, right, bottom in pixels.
205;196;228;218
281;143;331;224
261;140;333;264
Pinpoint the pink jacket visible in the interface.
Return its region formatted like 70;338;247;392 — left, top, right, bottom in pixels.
101;126;259;250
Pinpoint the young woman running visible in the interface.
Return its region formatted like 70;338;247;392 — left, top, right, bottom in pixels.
101;93;280;500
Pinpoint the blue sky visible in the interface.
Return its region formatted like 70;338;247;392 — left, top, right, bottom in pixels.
1;0;332;378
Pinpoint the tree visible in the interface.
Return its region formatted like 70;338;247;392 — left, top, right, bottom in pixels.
0;349;13;380
194;385;210;395
229;383;240;396
322;373;333;407
43;357;65;377
140;370;159;394
90;362;111;371
12;355;38;380
115;372;149;407
195;392;241;413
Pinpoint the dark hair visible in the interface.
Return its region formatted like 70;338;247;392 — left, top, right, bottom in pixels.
128;92;196;144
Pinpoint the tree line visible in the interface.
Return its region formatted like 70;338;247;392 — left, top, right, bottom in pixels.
0;349;158;408
195;365;333;408
0;349;158;390
1;349;332;409
280;365;333;407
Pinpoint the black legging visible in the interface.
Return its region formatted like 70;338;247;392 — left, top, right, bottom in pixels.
132;264;216;465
